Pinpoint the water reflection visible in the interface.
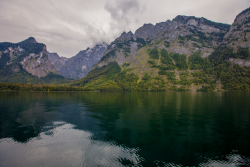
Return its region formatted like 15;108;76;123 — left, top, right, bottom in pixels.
0;122;143;167
0;92;250;167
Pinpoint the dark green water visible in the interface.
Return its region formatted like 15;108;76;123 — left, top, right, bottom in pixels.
0;92;250;167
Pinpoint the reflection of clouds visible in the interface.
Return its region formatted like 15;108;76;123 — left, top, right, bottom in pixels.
0;122;142;167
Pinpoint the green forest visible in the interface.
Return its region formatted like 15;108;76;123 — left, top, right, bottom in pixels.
0;82;87;91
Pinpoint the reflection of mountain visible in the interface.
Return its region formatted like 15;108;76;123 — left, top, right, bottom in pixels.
0;92;250;166
0;93;58;142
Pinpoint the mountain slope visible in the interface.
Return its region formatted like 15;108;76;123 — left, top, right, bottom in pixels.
97;15;230;69
72;8;250;92
223;7;250;48
48;52;68;71
58;43;108;79
0;37;69;84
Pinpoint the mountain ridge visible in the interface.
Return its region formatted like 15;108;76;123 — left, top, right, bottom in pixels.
0;37;69;84
1;7;250;91
48;42;108;80
72;7;250;92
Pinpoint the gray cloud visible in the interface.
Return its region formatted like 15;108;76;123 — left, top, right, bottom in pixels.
105;0;141;24
104;0;145;39
0;0;249;57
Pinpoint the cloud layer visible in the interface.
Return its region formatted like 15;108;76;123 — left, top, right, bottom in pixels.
0;0;249;57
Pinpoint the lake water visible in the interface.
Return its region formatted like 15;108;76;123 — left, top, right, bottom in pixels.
0;92;250;167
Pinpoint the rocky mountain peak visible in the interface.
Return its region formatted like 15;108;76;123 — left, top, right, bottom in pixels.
96;11;234;69
58;43;108;79
116;31;134;41
22;37;38;43
94;42;108;49
134;23;154;39
173;15;197;24
173;15;230;31
48;52;68;71
0;38;57;78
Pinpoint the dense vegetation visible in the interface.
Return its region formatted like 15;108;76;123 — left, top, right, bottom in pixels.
0;68;71;85
136;38;147;49
0;82;87;91
164;41;170;47
18;38;45;54
149;47;159;59
99;50;116;62
71;62;121;88
170;53;188;70
189;52;205;70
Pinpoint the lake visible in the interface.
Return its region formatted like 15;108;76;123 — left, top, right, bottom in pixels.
0;91;250;167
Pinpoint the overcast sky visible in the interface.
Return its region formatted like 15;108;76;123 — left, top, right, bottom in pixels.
0;0;249;58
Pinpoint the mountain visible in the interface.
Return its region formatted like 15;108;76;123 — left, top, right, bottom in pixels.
48;52;68;71
96;15;230;68
72;7;250;92
48;43;108;80
223;7;250;48
0;37;69;84
221;8;250;67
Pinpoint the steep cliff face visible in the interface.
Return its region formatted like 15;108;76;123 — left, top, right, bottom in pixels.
48;52;68;71
20;47;58;78
58;43;108;79
0;37;58;78
223;7;250;48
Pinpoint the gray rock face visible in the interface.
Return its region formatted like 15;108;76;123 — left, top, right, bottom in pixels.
97;15;231;67
58;43;108;79
229;58;250;67
0;37;58;78
48;52;68;71
20;47;58;78
133;15;229;42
